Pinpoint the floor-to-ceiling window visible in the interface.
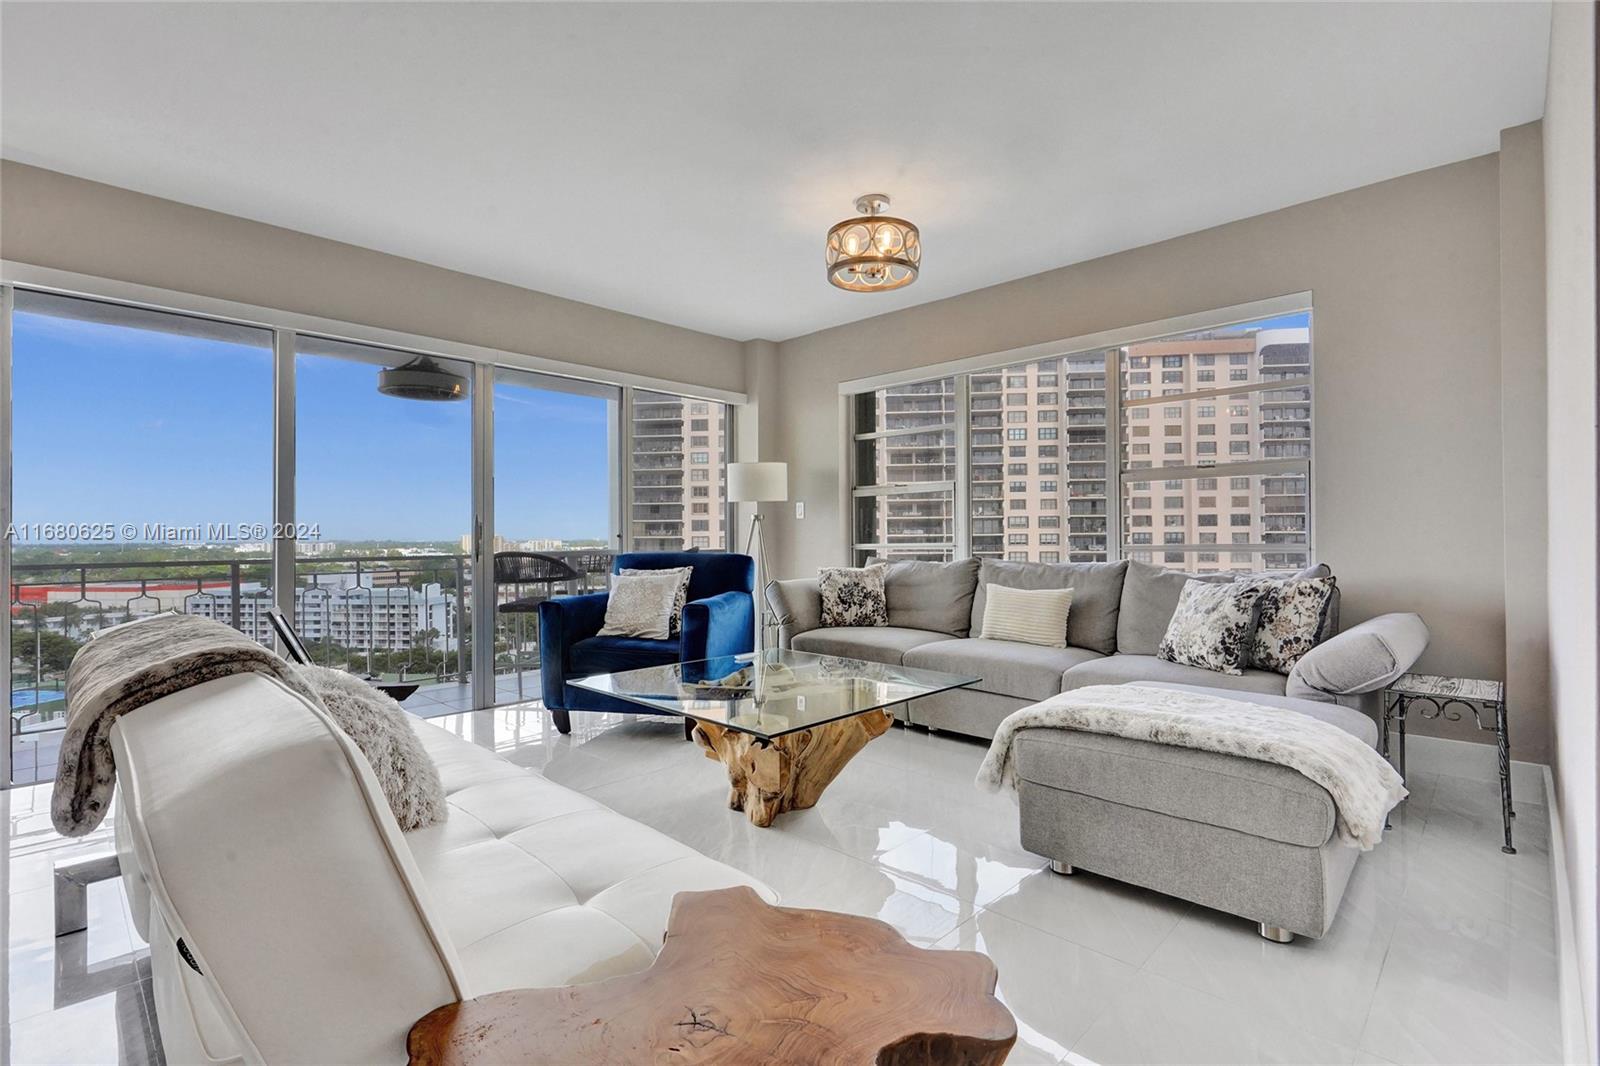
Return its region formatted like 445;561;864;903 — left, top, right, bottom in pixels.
6;292;273;784
293;336;476;714
492;369;620;701
849;300;1312;572
1;283;742;785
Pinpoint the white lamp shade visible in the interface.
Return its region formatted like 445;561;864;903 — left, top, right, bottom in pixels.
727;461;789;503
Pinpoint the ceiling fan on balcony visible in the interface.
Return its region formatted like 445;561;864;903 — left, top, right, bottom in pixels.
377;355;468;401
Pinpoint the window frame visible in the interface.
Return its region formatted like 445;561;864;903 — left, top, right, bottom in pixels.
844;294;1312;568
0;268;748;771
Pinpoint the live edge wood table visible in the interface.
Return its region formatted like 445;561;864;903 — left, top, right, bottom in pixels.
407;887;1017;1066
571;649;980;828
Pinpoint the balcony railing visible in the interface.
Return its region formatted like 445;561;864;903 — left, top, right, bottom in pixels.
8;549;613;770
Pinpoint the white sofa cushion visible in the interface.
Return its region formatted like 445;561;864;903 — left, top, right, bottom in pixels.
403;720;775;992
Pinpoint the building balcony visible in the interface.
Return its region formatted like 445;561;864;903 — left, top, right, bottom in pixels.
633;456;685;471
631;505;685;520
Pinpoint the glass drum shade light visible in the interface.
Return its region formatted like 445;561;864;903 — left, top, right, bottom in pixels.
826;193;920;292
727;461;789;503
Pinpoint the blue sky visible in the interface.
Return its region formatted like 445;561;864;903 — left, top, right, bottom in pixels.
1223;311;1310;334
11;312;613;544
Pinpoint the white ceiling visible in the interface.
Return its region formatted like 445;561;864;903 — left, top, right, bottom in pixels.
1;2;1551;342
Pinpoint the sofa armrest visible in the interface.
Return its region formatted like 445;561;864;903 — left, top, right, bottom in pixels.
1287;613;1430;700
538;592;610;708
681;590;755;663
765;578;822;648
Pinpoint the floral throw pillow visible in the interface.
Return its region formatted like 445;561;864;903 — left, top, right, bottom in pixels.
1248;576;1337;675
818;565;888;628
1157;579;1270;675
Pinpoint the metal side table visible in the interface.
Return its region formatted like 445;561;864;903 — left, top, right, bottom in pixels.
1381;673;1515;853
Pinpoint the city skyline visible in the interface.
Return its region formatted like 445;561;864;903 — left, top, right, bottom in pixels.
859;312;1313;572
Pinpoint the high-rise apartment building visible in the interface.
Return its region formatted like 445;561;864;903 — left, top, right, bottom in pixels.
186;580;458;651
630;391;729;552
1119;329;1310;572
857;323;1311;572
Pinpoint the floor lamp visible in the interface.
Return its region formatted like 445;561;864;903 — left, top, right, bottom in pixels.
727;461;788;655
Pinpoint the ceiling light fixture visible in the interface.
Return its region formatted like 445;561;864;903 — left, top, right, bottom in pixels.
826;193;920;292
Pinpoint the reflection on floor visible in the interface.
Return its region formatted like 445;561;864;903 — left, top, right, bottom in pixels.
4;703;1565;1065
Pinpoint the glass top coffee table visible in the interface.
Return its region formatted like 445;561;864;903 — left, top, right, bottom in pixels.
572;649;979;827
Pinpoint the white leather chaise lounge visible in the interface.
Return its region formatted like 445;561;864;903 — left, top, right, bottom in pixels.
109;672;774;1064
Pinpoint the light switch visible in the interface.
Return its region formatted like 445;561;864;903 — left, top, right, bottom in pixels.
795;501;805;519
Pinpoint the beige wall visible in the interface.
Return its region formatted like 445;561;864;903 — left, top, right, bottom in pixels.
772;153;1524;755
1542;1;1597;1058
1500;121;1552;766
0;161;746;395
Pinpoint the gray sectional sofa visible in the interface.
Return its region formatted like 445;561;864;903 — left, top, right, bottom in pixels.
766;557;1425;741
767;557;1431;941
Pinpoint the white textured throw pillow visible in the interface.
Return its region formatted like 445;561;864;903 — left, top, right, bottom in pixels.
292;665;446;831
619;566;693;636
980;584;1073;648
599;570;685;639
1158;579;1269;675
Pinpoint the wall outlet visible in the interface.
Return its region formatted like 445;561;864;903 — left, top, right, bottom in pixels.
795;501;805;519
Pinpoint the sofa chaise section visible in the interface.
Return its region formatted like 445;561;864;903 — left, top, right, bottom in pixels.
1011;683;1383;940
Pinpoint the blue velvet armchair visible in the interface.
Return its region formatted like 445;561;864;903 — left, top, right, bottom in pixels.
538;551;755;734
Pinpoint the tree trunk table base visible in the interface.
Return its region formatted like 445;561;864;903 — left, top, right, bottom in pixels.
690;708;894;827
408;886;1016;1066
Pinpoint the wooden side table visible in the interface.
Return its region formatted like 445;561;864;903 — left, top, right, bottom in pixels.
1382;673;1515;853
408;887;1017;1065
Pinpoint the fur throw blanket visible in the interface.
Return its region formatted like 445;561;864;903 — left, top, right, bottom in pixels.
290;664;446;831
976;684;1406;849
52;613;322;837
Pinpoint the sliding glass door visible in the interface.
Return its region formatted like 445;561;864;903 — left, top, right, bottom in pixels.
294;336;476;714
489;369;620;704
0;283;741;783
7;292;273;785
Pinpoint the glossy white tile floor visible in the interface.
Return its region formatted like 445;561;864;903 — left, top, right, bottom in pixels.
2;705;1563;1065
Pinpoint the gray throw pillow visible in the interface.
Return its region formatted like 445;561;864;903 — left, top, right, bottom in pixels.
882;558;980;635
1117;561;1234;655
293;665;446;831
969;559;1128;654
818;565;888;627
1157;580;1269;675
